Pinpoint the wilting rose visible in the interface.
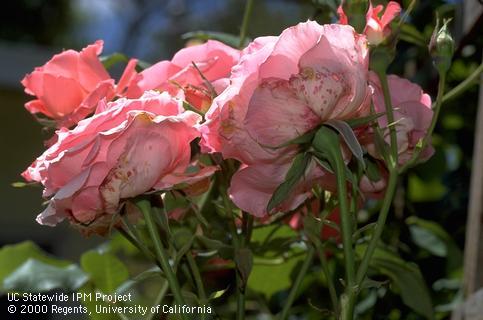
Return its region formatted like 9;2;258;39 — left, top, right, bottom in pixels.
22;91;216;235
201;22;370;217
21;40;116;127
124;40;240;113
338;1;401;45
367;73;434;165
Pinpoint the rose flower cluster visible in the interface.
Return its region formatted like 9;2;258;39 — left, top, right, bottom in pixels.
21;2;433;235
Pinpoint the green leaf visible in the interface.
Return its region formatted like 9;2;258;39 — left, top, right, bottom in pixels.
78;285;119;320
0;241;70;290
182;101;204;116
3;259;88;292
172;229;194;269
357;246;434;319
312;126;339;157
267;153;311;212
399;23;428;47
409;225;447;257
181;31;245;48
11;181;38;188
260;129;316;150
234;248;253;290
408;174;447;202
108;233;139;256
325;120;364;168
364;157;382;182
80;251;129;294
100;52;129;69
346;112;385;128
248;253;305;298
251;224;298;256
208;286;229;300
406;216;463;271
196;236;233;259
116;266;163;294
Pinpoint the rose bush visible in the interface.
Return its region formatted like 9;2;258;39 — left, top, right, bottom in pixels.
13;1;459;317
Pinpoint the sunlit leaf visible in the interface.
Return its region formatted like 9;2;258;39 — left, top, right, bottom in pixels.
0;241;70;290
3;259;88;292
80;251;129;294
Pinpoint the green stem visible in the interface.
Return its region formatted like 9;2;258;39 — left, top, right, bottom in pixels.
331;144;356;320
239;0;254;48
442;62;482;103
186;253;208;320
376;71;399;168
117;225;156;263
314;240;339;313
217;171;246;320
186;252;208;303
236;213;254;320
279;245;315;320
355;168;398;285
137;200;187;315
236;270;246;320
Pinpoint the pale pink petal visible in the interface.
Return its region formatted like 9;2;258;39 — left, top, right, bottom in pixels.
259;21;324;80
125;61;180;98
244;79;319;147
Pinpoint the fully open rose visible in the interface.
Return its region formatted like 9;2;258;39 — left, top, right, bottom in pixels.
21;40;117;127
201;21;370;217
22;91;216;234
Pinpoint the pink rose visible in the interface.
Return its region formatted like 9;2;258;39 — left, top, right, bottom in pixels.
124;40;240;113
21;40;117;127
367;72;434;165
201;22;370;217
23;91;216;234
338;1;401;45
